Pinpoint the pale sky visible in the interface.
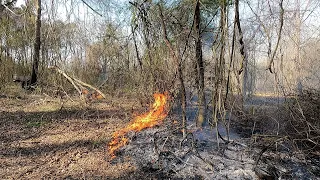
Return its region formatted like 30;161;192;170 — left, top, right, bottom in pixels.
15;0;25;7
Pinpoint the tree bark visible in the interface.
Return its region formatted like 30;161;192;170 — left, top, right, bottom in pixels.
31;0;41;86
194;0;206;127
235;0;246;76
234;0;248;100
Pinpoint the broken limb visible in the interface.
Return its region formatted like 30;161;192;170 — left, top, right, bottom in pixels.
49;65;106;100
49;66;82;95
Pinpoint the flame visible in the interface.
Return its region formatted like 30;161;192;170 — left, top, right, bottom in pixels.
108;93;168;158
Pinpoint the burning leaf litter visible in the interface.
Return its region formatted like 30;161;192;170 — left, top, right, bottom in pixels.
108;93;168;158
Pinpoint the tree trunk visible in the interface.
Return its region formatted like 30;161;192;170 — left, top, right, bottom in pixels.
194;0;206;127
236;0;246;76
158;4;187;138
294;0;302;94
132;25;143;70
31;0;41;86
235;0;249;101
212;0;227;149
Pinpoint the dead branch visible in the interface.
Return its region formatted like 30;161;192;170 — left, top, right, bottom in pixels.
180;132;215;170
254;136;288;168
49;66;106;99
48;66;82;95
80;0;102;16
267;0;284;73
73;78;106;99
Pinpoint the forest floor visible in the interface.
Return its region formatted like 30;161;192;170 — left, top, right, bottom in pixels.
0;88;318;179
0;90;147;179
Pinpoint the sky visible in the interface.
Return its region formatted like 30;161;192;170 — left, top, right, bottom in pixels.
15;0;25;7
12;0;320;56
13;0;131;39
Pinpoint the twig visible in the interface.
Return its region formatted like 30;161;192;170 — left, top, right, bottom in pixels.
167;150;194;167
182;132;215;170
161;136;169;150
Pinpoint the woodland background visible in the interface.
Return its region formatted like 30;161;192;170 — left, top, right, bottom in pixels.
0;0;319;179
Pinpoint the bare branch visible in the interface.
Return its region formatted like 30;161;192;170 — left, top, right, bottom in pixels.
0;0;17;13
267;0;284;73
80;0;102;17
49;66;82;95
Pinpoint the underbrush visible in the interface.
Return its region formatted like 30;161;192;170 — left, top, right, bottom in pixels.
284;89;320;153
233;89;320;177
236;89;319;153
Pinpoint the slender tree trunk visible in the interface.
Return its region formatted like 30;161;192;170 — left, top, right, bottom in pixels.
194;0;206;127
212;0;227;149
129;1;156;90
41;41;46;72
158;4;187;138
267;0;284;74
225;2;237;103
294;0;302;94
236;0;246;76
234;0;249;101
31;0;41;86
4;15;10;64
132;25;143;70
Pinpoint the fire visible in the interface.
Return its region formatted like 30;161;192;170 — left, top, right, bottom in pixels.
108;93;168;158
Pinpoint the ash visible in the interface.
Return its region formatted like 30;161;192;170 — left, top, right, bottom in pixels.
114;119;258;179
111;117;318;179
109;90;319;179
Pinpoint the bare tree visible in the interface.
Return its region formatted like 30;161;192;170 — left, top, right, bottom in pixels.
194;0;206;127
267;0;284;73
131;24;143;70
31;0;41;86
158;4;187;138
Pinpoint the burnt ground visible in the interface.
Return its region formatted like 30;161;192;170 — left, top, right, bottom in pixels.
0;91;319;179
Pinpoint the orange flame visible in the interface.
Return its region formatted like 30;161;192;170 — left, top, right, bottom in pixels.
108;93;168;159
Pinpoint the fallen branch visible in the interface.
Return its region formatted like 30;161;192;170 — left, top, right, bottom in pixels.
73;78;106;99
254;136;288;168
49;65;106;100
48;66;81;95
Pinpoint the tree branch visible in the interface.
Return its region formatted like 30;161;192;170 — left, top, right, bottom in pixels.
80;0;102;17
267;0;284;73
